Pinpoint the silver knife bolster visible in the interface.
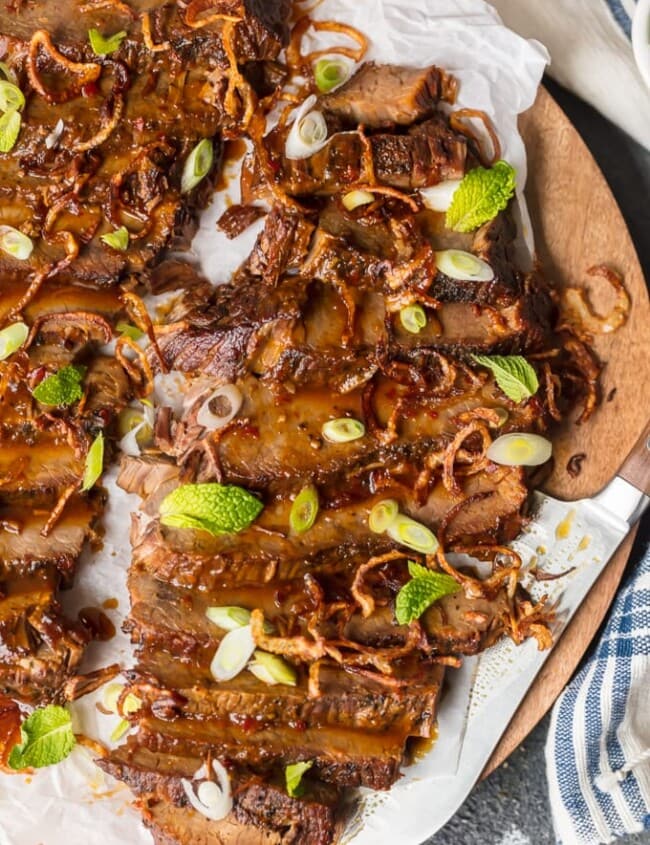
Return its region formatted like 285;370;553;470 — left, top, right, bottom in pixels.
592;475;650;526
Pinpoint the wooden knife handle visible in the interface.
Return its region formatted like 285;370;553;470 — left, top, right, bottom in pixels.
619;418;650;496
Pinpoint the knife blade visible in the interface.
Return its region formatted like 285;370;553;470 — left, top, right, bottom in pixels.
347;422;650;845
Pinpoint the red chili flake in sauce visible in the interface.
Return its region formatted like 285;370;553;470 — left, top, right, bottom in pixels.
81;81;99;98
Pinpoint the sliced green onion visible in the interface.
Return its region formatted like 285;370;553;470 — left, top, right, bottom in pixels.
419;180;463;212
436;249;494;282
206;606;273;634
110;718;130;743
285;95;330;160
322;417;365;443
342;190;374;211
289;484;319;534
0;80;25;112
206;606;252;631
248;651;297;686
368;499;399;534
122;693;142;715
0;225;33;260
81;433;104;492
493;407;509;427
486;433;552;467
101;226;129;251
0;110;21;152
400;304;427;334
102;682;124;713
116;321;144;341
387;514;439;555
0;322;28;361
0;62;17;84
210;624;256;682
314;57;351;93
88;28;127;56
181;138;213;194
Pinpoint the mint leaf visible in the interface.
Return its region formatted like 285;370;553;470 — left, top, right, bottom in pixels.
32;365;85;406
285;761;313;797
160;483;263;536
472;354;539;403
395;568;460;625
446;161;516;233
8;705;75;770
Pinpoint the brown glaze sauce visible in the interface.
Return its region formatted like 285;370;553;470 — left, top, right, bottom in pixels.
216;138;248;191
79;607;116;641
102;597;119;610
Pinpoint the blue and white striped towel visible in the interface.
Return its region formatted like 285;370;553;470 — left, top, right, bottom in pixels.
490;0;650;150
546;544;650;844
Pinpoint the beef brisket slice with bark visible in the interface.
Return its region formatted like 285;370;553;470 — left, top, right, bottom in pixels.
319;62;455;128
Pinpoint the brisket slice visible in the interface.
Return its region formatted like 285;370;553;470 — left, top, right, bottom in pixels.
246;114;467;199
124;459;527;591
155;371;538;489
135;714;407;790
127;656;442;738
319;63;456;128
99;742;341;845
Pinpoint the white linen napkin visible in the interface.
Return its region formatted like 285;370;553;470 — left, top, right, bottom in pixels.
489;0;650;149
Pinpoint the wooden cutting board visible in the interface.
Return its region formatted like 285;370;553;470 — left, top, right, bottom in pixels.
483;86;650;776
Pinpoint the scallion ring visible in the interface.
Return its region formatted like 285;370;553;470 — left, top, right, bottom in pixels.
196;384;243;431
314;57;351;93
289;484;319;534
81;432;104;492
387;514;439;555
285;95;330;161
368;499;399;534
0;225;33;260
206;606;252;631
0;80;25;112
400;304;427;334
0;322;28;361
322;417;365;443
419;180;463;212
0;108;21;152
436;249;494;283
181;138;214;194
210;624;256;682
342;190;374;211
248;651;297;686
486;433;552;467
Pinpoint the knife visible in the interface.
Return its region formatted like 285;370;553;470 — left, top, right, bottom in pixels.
347;420;650;845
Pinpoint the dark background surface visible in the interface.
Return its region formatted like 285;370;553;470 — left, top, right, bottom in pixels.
426;77;650;845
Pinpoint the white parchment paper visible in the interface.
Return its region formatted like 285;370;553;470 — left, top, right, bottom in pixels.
0;3;548;843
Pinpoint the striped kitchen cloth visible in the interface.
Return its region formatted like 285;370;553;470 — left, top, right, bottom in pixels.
545;543;650;844
490;0;650;150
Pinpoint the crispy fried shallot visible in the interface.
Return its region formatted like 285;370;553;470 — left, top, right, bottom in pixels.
560;265;630;339
28;30;101;105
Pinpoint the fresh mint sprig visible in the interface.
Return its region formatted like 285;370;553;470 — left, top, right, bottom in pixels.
8;705;76;770
446;161;516;233
395;561;460;625
160;483;263;536
472;354;539;403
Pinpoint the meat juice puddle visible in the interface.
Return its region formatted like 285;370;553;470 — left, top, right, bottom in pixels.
407;725;439;764
78;607;116;641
